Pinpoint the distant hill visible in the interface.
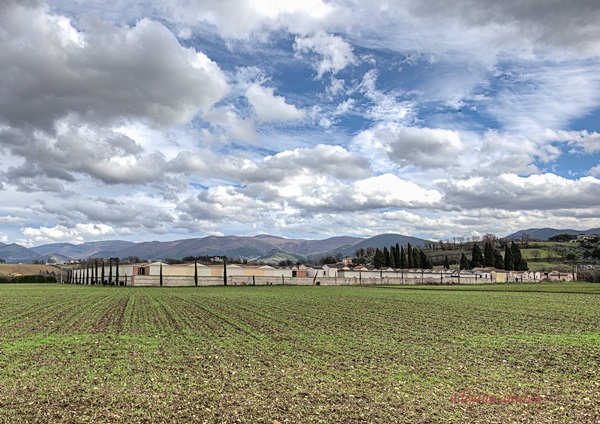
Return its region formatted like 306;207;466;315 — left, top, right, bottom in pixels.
112;235;364;261
267;236;363;255
507;228;600;241
5;233;430;264
256;249;307;265
0;243;43;264
334;233;430;257
31;240;136;259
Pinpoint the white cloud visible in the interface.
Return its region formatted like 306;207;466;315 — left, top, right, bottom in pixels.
351;174;442;208
294;31;357;79
20;223;116;246
169;0;334;39
202;107;258;142
168;144;370;185
439;173;600;211
0;3;229;131
178;185;283;223
485;62;600;132
245;83;305;122
385;127;465;169
357;70;414;123
588;164;600;176
263;145;370;181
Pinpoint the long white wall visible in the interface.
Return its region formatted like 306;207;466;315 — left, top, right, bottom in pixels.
129;275;497;287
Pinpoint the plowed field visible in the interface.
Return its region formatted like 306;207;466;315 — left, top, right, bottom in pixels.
0;283;598;423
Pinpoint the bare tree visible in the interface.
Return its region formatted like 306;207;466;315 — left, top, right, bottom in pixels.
521;232;531;247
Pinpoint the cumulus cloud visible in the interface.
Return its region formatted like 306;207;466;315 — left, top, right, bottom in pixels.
401;0;600;56
0;1;233;192
439;173;600;211
0;120;169;186
169;0;334;39
588;164;600;177
294;32;357;79
263;145;371;181
350;174;442;209
0;3;229;131
168;144;370;184
178;185;283;223
159;0;600;60
258;172;442;213
385;127;465;169
20;223;116;246
202;107;258;142
245;84;306;122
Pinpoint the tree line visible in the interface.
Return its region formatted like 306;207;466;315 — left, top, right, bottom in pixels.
348;240;528;271
355;243;434;269
457;241;528;271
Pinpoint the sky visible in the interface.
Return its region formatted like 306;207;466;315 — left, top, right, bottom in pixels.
1;0;600;247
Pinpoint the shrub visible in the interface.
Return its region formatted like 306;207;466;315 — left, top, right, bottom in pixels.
577;269;600;283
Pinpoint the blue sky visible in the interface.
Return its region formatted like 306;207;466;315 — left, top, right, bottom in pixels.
1;0;600;247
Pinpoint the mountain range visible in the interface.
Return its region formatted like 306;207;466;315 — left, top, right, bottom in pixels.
0;233;429;264
2;227;598;264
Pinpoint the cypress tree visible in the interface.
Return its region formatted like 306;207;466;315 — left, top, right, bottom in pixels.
373;248;384;269
459;253;470;270
420;250;432;269
511;242;528;271
223;256;227;286
160;262;163;287
407;243;414;268
101;260;105;285
443;256;450;269
494;250;504;269
400;246;407;269
504;245;514;270
94;259;99;285
471;244;484;268
484;242;495;267
194;259;198;287
383;246;391;267
115;257;120;286
108;258;113;285
394;243;401;268
413;248;421;269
